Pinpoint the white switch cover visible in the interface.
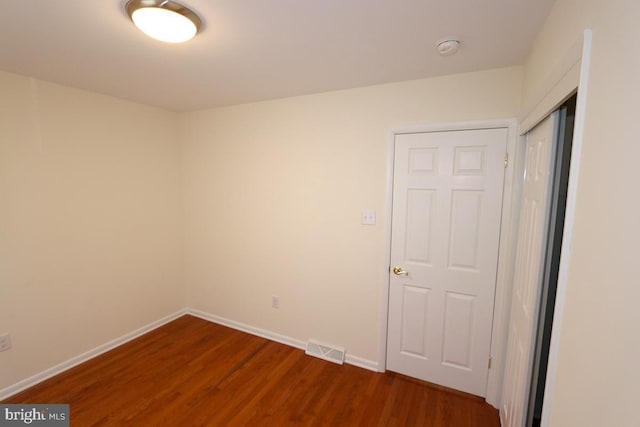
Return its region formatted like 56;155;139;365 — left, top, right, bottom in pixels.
0;333;11;352
361;209;376;225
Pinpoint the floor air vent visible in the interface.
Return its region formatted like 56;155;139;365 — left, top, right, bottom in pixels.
305;339;345;365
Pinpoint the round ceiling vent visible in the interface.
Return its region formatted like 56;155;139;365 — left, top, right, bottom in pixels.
437;39;461;56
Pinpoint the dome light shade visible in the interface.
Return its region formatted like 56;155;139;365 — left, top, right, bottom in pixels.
126;0;202;43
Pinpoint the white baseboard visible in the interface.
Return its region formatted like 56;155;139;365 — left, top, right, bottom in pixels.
0;309;188;400
345;354;381;372
1;307;380;400
186;308;380;373
187;308;307;351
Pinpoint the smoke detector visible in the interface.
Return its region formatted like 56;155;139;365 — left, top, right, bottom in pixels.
437;38;461;56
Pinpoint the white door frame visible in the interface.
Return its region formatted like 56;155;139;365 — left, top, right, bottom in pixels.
379;118;518;407
526;30;592;427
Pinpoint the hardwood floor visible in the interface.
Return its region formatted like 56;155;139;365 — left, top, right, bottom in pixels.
4;315;500;426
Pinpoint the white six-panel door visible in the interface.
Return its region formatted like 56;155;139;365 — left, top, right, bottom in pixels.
387;128;508;396
501;113;558;427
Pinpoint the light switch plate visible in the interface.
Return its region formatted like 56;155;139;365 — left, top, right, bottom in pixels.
361;209;376;225
0;333;11;352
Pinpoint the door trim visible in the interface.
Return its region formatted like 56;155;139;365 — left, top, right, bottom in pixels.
379;118;518;407
537;29;592;427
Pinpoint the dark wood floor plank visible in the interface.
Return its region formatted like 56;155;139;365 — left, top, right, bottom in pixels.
3;315;500;426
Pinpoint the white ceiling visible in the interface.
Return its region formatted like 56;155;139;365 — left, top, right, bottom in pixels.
0;0;555;112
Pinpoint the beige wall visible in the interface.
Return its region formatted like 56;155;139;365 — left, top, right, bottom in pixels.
6;2;638;420
0;71;184;390
523;0;640;425
179;67;523;362
5;3;638;419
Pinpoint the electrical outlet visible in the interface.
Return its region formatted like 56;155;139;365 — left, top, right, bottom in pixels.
0;333;11;352
272;295;280;309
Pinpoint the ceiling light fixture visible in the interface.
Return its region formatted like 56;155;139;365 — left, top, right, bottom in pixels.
126;0;202;44
436;38;461;56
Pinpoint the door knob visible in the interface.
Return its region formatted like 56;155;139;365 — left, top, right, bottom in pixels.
392;266;409;276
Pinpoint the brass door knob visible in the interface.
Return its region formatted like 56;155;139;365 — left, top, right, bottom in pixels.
392;266;409;276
